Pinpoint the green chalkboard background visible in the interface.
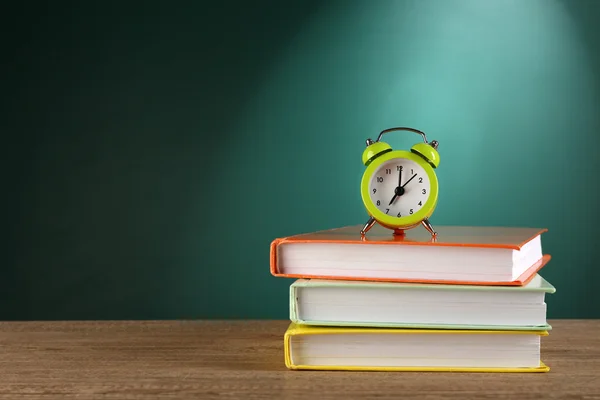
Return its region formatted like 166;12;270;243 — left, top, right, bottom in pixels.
4;0;599;320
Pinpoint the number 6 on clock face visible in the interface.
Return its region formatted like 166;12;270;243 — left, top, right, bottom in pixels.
359;127;440;237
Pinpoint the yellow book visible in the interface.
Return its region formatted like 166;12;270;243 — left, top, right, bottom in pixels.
284;323;549;372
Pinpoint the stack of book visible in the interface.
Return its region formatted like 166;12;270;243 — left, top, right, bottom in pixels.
270;223;555;372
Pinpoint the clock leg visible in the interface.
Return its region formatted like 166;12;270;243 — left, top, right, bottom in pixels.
421;218;437;236
360;216;376;236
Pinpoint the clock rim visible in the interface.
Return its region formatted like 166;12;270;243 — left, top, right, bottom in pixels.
360;149;438;229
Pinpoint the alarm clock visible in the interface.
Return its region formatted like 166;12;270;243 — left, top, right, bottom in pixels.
359;127;440;237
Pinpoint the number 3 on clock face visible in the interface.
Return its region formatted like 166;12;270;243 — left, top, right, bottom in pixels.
361;149;438;230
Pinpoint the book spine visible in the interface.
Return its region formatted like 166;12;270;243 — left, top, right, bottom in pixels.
289;283;299;323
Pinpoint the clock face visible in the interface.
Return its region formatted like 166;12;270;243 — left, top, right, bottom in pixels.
368;158;431;218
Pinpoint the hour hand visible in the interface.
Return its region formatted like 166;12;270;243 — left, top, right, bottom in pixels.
388;186;405;205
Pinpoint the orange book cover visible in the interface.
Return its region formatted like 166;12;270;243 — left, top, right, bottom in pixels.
270;224;550;286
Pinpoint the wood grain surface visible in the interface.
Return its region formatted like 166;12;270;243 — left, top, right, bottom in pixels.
0;320;598;399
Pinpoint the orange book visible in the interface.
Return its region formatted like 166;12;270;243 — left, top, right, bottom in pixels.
270;224;550;286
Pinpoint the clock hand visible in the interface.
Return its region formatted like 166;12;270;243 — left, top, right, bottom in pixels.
388;169;408;206
389;168;403;205
398;167;402;187
401;173;417;188
388;186;405;205
389;173;416;205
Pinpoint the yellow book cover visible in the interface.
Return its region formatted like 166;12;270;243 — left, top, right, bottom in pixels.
284;323;549;372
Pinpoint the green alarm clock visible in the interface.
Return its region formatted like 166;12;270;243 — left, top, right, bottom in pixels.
360;127;440;237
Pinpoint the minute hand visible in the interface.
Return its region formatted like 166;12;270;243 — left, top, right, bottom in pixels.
401;173;417;188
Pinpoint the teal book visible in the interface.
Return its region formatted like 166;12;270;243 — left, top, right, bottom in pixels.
290;274;555;330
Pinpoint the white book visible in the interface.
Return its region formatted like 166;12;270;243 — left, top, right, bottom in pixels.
290;274;555;330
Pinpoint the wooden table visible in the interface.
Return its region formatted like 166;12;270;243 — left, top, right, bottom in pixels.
0;320;598;399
